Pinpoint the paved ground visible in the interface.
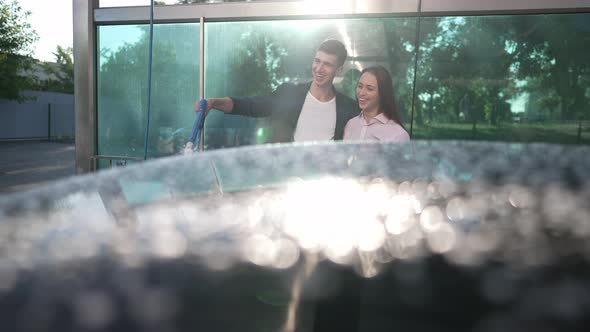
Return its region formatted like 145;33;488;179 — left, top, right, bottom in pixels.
0;141;76;193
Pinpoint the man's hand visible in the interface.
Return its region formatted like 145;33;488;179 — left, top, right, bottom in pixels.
194;97;234;115
194;98;211;116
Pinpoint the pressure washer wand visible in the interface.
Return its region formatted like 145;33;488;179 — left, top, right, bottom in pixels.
184;99;207;155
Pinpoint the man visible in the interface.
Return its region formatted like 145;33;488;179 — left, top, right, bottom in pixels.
195;39;358;143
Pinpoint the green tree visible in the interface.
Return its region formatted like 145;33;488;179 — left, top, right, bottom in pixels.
512;14;590;121
415;17;516;126
0;0;38;101
229;32;288;96
98;24;199;156
38;46;74;94
99;33;176;151
382;18;421;123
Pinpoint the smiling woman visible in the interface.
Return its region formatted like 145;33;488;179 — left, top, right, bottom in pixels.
200;17;413;151
344;66;410;142
79;0;590;175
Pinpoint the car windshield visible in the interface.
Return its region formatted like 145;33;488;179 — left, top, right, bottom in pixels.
1;140;590;331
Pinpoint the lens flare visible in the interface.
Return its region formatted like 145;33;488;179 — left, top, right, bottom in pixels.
384;194;416;235
357;219;386;252
426;222;456;253
152;229;188;259
244;234;277;267
446;197;467;222
420;206;445;232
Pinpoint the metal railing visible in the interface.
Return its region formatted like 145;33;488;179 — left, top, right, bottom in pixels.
90;155;144;171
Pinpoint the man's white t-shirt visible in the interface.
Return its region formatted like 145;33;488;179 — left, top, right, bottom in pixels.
293;91;337;142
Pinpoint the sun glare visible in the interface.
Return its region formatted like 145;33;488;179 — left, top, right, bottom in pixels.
279;177;421;264
302;0;356;15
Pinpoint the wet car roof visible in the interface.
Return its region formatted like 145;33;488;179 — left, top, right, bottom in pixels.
1;141;590;331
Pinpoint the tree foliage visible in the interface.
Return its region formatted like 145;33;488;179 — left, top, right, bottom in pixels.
37;46;74;94
511;14;590;120
99;30;176;149
98;24;200;155
97;13;590;152
412;17;516;126
408;14;590;126
0;0;38;101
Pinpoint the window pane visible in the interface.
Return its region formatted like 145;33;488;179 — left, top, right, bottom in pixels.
413;14;590;144
203;17;417;149
97;23;200;161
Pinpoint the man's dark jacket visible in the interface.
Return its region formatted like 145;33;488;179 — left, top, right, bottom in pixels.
231;82;358;143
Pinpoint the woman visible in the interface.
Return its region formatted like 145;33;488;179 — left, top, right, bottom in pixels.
343;66;409;142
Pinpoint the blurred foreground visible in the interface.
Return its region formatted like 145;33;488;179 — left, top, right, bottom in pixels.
1;141;590;331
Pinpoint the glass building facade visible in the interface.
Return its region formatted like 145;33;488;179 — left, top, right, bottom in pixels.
75;0;590;171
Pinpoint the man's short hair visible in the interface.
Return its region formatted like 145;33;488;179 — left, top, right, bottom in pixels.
317;39;348;67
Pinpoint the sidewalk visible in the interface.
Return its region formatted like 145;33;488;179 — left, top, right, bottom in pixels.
0;141;76;193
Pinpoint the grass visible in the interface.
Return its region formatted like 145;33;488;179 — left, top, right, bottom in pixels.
411;121;590;145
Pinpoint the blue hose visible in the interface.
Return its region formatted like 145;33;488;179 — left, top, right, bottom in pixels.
189;99;207;151
143;0;155;160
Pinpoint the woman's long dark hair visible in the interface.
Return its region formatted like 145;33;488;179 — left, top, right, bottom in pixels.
360;66;404;127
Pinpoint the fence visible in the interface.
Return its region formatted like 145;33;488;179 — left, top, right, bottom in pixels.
0;91;74;141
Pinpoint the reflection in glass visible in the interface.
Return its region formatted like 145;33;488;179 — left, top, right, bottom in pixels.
95;13;590;160
413;14;590;144
203;18;417;149
97;23;199;161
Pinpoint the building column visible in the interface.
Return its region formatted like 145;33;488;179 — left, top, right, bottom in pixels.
73;0;99;173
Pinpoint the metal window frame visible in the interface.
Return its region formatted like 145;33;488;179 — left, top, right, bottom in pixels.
421;0;590;16
94;0;419;23
94;0;590;23
74;0;590;173
74;0;99;173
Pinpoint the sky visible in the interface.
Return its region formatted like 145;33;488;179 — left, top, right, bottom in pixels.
17;0;174;63
18;0;73;62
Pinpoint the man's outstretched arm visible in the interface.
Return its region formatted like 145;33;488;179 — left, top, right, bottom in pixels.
194;97;234;116
195;83;292;118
